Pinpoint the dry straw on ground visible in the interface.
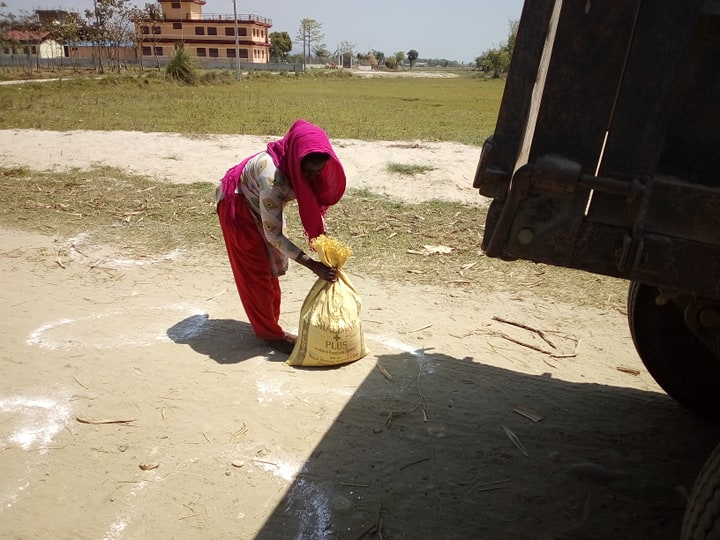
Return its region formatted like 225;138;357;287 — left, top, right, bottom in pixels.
0;164;627;309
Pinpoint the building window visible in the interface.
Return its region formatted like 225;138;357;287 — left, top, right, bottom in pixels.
240;49;248;59
171;2;180;7
172;22;182;29
208;27;217;36
227;49;236;58
152;26;161;34
195;26;205;35
141;26;149;34
209;48;219;58
225;28;235;36
154;46;163;56
238;28;247;37
197;48;206;57
142;46;151;56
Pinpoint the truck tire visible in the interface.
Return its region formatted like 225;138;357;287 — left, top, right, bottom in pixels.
682;442;720;540
627;281;720;423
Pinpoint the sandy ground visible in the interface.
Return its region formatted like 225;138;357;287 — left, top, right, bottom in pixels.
0;129;482;205
1;129;719;540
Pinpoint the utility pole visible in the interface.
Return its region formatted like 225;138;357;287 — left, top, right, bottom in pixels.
232;0;240;80
302;26;308;71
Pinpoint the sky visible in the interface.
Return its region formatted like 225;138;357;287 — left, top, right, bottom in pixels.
2;0;525;63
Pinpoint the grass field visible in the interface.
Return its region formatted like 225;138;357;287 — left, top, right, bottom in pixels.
0;70;504;145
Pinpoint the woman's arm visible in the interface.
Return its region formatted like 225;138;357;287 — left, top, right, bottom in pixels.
251;158;337;282
295;251;338;282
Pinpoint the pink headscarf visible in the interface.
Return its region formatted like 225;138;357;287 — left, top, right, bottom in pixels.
220;119;346;241
266;119;346;240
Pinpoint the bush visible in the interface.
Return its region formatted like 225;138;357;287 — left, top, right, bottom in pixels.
165;43;197;85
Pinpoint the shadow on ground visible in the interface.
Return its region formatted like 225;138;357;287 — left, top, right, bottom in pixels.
254;348;720;540
167;314;286;364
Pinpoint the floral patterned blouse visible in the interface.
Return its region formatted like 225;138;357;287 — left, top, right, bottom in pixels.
217;152;301;275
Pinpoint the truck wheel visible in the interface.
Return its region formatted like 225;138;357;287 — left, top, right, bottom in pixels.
627;281;720;423
682;442;720;540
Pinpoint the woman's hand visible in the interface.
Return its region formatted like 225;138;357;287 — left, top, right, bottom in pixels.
296;252;338;282
311;260;338;282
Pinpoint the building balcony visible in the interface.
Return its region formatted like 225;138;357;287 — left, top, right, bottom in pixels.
180;12;272;25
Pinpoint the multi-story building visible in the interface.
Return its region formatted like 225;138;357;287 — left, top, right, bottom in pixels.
139;0;272;65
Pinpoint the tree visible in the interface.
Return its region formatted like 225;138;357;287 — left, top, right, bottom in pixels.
269;31;291;62
475;48;509;78
84;0;135;73
128;6;147;70
143;2;162;69
314;43;331;62
393;51;405;70
104;0;134;72
475;19;518;78
506;19;519;60
296;18;323;70
407;49;418;68
85;0;110;72
370;49;384;67
50;11;85;71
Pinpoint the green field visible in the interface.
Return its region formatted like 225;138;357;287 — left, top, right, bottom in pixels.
0;70;504;145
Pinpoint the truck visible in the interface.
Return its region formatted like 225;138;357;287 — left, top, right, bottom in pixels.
473;0;720;537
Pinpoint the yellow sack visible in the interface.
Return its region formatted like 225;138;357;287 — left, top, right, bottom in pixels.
286;235;369;367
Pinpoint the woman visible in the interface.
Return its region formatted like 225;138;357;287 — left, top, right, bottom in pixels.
216;119;346;354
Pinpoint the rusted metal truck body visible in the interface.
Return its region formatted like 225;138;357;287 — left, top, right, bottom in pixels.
474;1;720;537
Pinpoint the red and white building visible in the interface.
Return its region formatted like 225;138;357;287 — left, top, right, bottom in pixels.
140;0;272;64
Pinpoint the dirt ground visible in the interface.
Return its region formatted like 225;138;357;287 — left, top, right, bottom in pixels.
1;130;719;540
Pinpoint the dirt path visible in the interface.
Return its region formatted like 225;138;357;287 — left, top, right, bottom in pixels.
1;130;719;539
